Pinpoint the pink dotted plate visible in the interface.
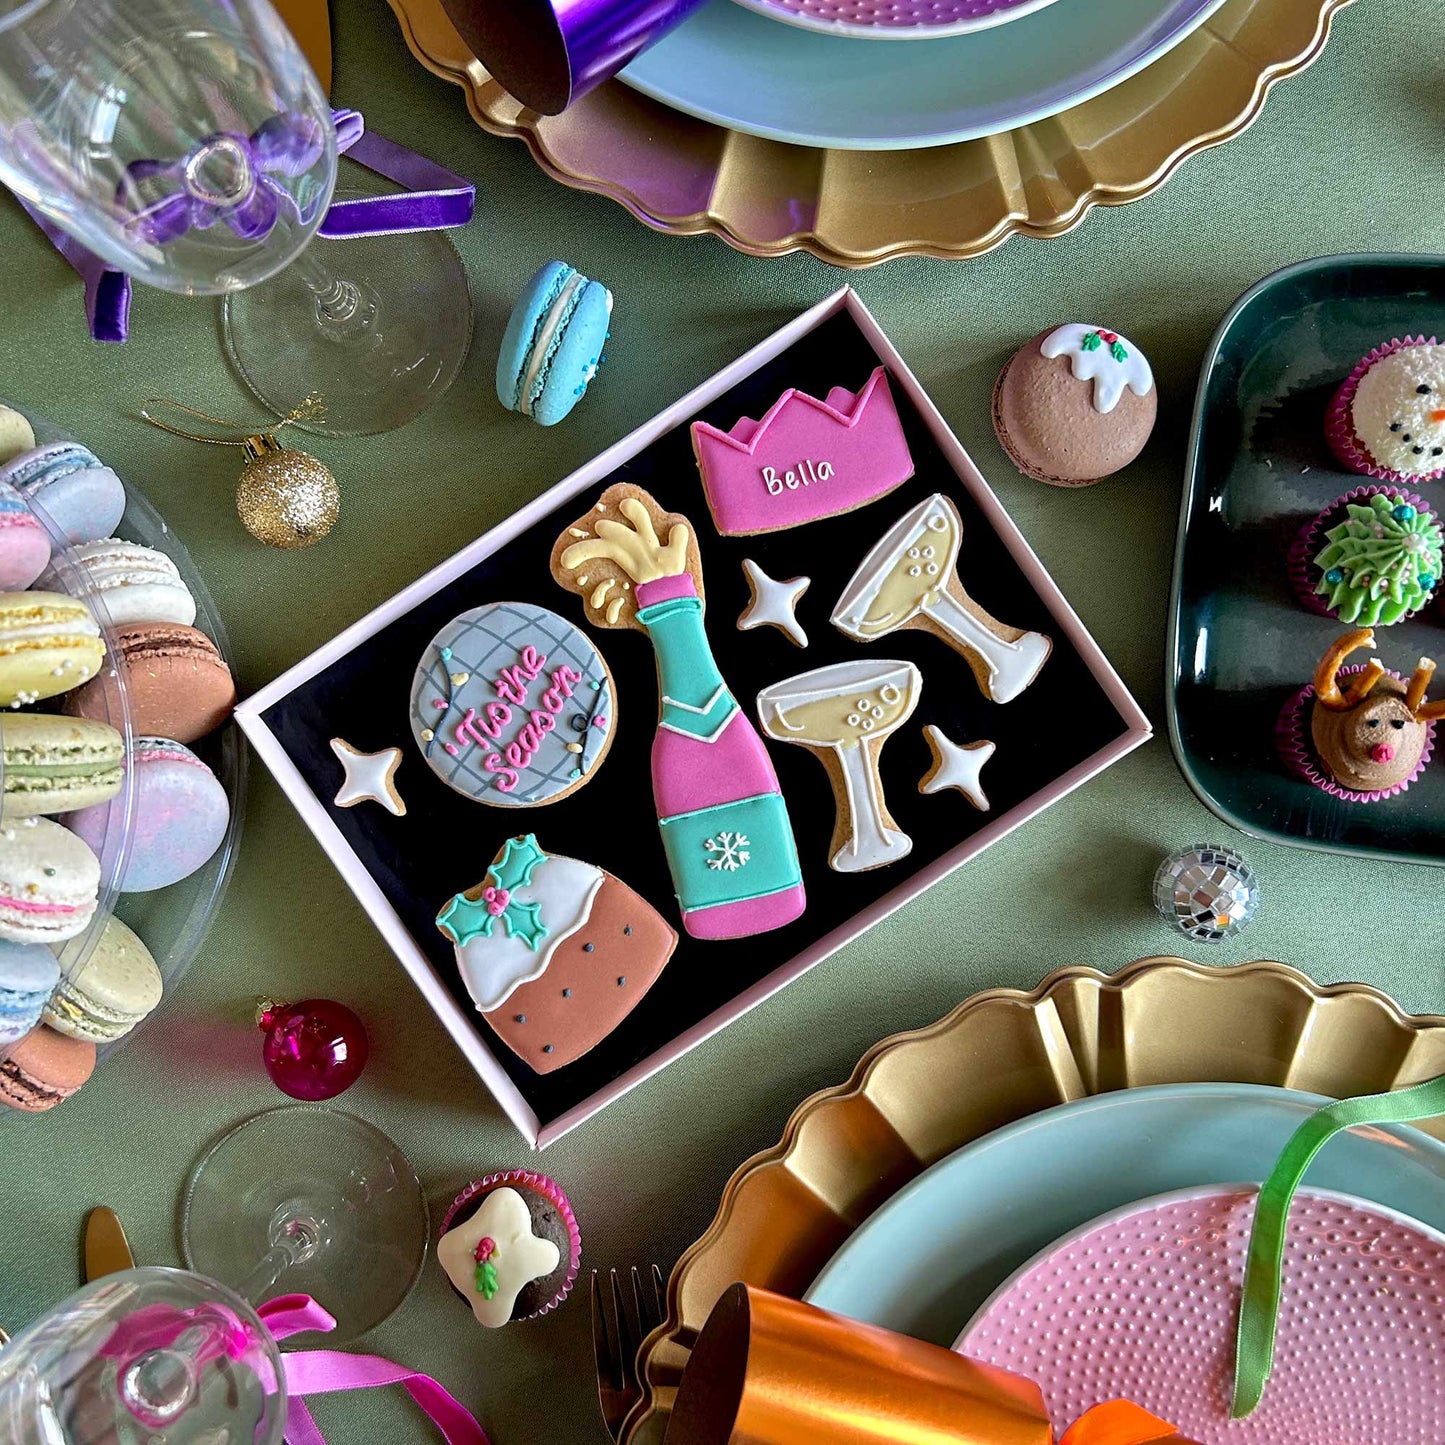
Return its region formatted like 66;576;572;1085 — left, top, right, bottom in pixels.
957;1186;1445;1444
729;0;1060;41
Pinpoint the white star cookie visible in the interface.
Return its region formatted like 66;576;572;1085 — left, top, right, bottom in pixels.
438;1187;561;1328
738;559;810;647
918;724;995;811
330;737;406;817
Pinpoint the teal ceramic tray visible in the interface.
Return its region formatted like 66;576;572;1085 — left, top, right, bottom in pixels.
1168;253;1445;865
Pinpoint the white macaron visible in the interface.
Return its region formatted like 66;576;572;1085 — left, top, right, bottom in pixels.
63;538;196;628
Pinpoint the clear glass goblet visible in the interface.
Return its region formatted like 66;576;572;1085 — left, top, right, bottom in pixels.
0;1266;287;1444
0;0;469;434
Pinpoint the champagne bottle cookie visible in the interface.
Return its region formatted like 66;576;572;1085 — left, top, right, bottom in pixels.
551;484;806;939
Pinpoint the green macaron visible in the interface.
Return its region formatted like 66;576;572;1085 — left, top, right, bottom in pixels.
1;714;124;818
42;915;162;1043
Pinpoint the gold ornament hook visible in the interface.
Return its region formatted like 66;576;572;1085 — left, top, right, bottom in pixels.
139;393;328;446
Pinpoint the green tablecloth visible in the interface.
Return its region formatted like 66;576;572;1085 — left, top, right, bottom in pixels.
2;0;1441;1438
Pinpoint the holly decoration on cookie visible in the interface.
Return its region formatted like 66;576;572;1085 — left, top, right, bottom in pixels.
437;835;549;950
474;1236;500;1299
1080;329;1130;364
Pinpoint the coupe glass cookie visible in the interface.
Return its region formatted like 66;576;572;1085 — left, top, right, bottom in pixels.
409;602;615;807
436;833;677;1074
551;484;805;939
1276;628;1444;802
757;660;920;872
691;366;914;536
831;492;1050;703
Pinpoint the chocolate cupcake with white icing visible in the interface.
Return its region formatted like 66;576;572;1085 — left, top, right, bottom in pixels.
437;1171;580;1327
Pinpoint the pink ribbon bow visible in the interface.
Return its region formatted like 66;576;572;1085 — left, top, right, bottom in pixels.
101;1292;489;1445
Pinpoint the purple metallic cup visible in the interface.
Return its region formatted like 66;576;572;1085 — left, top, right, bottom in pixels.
437;0;709;113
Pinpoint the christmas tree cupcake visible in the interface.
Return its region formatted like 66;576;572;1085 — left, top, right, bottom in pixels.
1326;337;1445;482
1277;629;1443;802
437;1171;580;1328
1288;488;1442;625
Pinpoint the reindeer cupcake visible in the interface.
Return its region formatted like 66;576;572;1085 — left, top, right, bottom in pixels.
1278;628;1445;802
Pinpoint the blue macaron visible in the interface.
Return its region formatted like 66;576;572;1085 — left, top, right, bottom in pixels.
495;261;612;426
0;443;126;544
0;939;60;1046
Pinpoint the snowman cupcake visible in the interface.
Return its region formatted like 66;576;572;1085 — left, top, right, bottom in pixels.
1326;337;1445;483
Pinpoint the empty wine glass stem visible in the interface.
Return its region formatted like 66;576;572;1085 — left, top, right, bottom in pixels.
237;1205;325;1302
292;246;380;344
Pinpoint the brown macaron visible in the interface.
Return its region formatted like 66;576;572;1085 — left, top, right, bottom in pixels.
993;324;1157;487
0;1025;96;1111
66;622;235;744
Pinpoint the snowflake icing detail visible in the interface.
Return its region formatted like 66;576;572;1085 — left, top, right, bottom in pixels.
703;831;751;872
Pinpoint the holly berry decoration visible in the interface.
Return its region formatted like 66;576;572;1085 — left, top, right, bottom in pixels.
473;1236;500;1299
1081;328;1130;364
257;997;369;1100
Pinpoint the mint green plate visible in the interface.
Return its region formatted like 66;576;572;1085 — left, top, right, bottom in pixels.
1167;253;1445;866
804;1082;1445;1343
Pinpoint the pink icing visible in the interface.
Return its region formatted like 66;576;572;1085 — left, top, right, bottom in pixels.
635;574;696;608
651;709;782;816
0;894;83;915
134;746;203;767
685;884;807;941
691;367;914;536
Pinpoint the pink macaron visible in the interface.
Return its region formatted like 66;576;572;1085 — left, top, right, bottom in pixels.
66;736;228;892
0;482;50;590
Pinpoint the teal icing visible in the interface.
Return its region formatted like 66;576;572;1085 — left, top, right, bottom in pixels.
658;792;802;913
637;595;740;741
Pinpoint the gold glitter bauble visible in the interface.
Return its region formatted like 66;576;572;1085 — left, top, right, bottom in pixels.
235;434;339;549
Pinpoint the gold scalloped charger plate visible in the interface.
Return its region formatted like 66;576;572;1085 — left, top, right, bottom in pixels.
622;957;1445;1443
385;0;1350;266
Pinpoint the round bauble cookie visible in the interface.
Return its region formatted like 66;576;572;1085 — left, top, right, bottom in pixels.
993;324;1157;486
410;602;615;807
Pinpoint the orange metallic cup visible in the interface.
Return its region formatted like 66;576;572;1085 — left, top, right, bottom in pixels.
664;1285;1195;1445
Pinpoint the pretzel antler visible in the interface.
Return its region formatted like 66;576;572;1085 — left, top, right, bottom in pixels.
1314;629;1381;710
1407;657;1445;721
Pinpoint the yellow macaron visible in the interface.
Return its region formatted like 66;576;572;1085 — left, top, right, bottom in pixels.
0;592;105;708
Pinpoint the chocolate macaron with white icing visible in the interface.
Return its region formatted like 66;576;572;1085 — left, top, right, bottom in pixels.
993;324;1157;487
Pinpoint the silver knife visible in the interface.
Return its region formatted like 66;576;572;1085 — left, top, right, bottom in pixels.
84;1206;136;1281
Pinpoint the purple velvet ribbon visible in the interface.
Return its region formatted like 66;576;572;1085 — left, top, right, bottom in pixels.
16;108;474;343
99;1292;489;1445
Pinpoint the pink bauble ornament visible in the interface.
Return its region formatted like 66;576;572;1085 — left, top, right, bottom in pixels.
258;997;369;1100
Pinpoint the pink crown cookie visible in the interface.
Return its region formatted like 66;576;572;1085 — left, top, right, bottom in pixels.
691;367;915;536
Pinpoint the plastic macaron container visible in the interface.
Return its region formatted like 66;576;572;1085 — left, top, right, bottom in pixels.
0;400;246;1113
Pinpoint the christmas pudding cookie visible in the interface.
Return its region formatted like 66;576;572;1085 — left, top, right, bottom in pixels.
993;324;1156;485
1289;488;1442;624
1327;337;1445;482
830;492;1050;704
437;1171;580;1327
551;485;805;940
691;366;914;536
411;602;614;807
1277;629;1444;801
436;833;677;1074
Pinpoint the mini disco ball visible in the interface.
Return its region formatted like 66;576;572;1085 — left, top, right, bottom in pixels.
1152;844;1259;943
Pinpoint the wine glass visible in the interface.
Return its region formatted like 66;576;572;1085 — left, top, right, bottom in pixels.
0;1266;287;1443
0;0;469;434
831;493;1051;704
181;1105;429;1345
758;659;920;872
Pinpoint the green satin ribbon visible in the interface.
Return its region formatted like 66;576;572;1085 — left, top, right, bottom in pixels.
1232;1071;1445;1418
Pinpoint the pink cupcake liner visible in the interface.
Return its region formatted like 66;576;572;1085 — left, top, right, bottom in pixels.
1276;665;1435;803
1286;484;1431;619
441;1169;581;1319
1326;336;1445;484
